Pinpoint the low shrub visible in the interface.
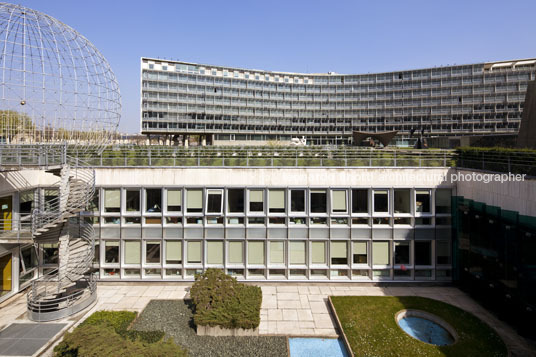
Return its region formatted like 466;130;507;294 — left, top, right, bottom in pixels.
54;310;187;357
190;268;262;330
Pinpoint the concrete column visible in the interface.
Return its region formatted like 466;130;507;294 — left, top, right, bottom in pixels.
201;135;207;146
58;234;70;285
184;136;189;148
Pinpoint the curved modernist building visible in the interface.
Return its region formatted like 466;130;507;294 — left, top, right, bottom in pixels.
141;57;536;145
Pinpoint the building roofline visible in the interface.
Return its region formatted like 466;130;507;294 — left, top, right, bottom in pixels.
140;56;536;77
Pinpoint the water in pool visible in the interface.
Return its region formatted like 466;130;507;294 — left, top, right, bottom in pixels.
398;316;455;346
288;338;348;357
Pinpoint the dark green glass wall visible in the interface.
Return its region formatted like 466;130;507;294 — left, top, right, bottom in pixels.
453;196;536;337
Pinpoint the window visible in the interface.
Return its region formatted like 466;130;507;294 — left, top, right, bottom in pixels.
167;189;182;212
228;241;244;264
104;189;120;213
187;241;202;264
330;241;347;265
187;189;203;213
42;243;59;265
415;190;431;213
290;190;305;212
436;241;451;265
310;190;327;213
126;189;140;212
89;190;99;212
394;189;410;213
248;241;265;265
289;241;305;265
249;190;264;212
373;190;388;213
207;241;223;265
435;189;451;214
352;189;368;213
146;189;162;212
269;241;284;264
269;190;285;213
19;190;34;215
227;189;244;213
146;241;161;264
415;241;432;265
331;190;347;213
311;242;326;264
394;241;410;265
105;241;119;264
206;189;223;214
165;241;182;264
124;241;141;264
353;242;367;264
372;242;390;265
20;245;37;272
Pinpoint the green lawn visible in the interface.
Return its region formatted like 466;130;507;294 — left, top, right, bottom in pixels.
331;296;507;357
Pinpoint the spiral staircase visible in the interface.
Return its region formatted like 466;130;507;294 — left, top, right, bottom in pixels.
22;149;98;322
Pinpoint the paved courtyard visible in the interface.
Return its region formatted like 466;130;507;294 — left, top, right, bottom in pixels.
0;283;534;356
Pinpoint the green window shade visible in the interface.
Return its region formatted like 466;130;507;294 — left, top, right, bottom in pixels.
353;241;367;255
248;241;264;265
207;241;223;265
416;190;429;195
270;241;284;264
165;241;182;263
332;190;347;212
229;241;243;264
373;242;390;265
330;241;347;258
167;190;182;206
187;190;202;209
124;241;140;264
311;242;325;264
250;190;263;202
105;241;119;247
104;189;120;208
187;241;201;264
269;190;285;209
290;241;305;265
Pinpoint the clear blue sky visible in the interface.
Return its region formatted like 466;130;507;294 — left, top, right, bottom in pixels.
16;0;536;133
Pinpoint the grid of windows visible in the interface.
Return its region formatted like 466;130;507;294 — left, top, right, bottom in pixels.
91;186;452;280
141;58;536;144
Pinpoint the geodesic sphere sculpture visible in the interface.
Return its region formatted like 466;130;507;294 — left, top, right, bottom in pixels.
0;3;121;149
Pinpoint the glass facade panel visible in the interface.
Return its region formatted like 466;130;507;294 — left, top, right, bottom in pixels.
330;241;347;265
187;190;203;213
416;190;431;213
207;241;223;265
394;241;410;265
248;242;265;265
311;190;327;213
394;189;410;213
372;241;389;265
126;189;140;212
124;241;141;264
105;241;119;264
146;241;161;264
373;190;388;213
415;241;432;265
146;189;162;212
289;241;305;265
227;189;244;213
269;190;285;213
229;241;244;264
353;242;367;264
290;190;305;212
270;241;284;264
165;241;182;264
187;241;202;264
352;189;368;213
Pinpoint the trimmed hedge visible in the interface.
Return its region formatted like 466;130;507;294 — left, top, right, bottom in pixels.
456;146;536;176
190;269;262;330
54;310;187;357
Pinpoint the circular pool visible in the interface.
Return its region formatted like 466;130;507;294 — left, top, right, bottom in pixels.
395;310;457;346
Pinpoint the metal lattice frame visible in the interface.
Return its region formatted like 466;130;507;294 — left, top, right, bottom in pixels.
0;3;120;150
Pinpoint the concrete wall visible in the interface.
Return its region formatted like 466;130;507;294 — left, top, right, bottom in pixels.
0;169;58;196
95;167;455;188
456;168;536;217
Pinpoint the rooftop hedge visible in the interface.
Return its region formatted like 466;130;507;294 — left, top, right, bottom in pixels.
190;268;262;330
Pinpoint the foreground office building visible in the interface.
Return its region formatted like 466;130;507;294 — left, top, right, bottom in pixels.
141;57;536;145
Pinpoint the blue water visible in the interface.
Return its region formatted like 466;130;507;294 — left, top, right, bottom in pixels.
398;316;454;346
289;338;348;357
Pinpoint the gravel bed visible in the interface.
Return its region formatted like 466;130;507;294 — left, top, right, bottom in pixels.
132;300;287;357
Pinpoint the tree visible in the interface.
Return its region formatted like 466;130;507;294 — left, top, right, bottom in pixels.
0;110;35;143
